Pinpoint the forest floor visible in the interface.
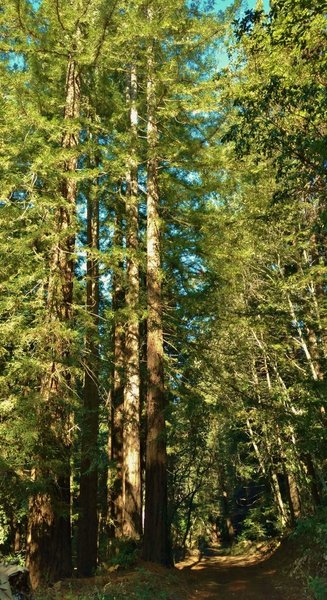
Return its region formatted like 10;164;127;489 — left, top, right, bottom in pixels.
176;544;307;599
43;541;311;600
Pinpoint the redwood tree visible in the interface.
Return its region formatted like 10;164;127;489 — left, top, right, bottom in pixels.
77;168;100;576
142;14;171;565
27;55;80;588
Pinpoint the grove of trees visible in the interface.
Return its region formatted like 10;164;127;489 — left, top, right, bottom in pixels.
0;0;326;589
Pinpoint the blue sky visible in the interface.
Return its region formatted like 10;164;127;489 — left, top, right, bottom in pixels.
215;0;270;10
210;0;270;67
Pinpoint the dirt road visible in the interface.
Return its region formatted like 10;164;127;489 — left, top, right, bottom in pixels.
177;549;306;600
53;543;308;600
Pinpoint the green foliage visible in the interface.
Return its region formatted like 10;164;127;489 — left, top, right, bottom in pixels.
293;509;327;552
0;0;326;579
34;570;179;600
309;577;327;600
238;508;271;542
166;0;326;555
1;552;26;568
104;539;139;570
101;572;174;600
0;510;9;547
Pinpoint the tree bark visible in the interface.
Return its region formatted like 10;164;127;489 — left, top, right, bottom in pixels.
270;469;287;526
302;453;321;510
143;24;172;566
276;430;301;527
251;353;287;527
123;64;142;539
110;204;125;538
27;57;80;589
287;472;301;520
77;173;100;576
246;418;266;475
288;298;316;379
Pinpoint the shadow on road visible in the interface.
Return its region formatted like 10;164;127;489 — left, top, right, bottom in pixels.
176;546;304;600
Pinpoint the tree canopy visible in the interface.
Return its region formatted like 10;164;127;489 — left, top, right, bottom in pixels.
0;0;326;591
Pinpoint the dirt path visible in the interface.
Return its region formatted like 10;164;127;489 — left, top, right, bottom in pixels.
177;549;305;600
54;543;308;600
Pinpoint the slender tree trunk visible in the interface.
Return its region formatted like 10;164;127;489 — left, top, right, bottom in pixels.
123;65;142;539
181;490;197;550
276;429;301;527
302;453;321;509
246;418;266;475
270;469;287;526
77;175;100;576
140;307;148;532
273;363;306;510
247;417;290;523
287;295;322;382
251;351;287;526
287;472;301;520
110;205;125;538
221;489;235;545
98;424;110;547
143;24;171;566
14;528;21;553
303;248;327;359
252;333;302;526
27;57;80;589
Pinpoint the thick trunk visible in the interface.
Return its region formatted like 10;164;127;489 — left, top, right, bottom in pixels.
77;178;100;576
27;483;72;589
143;30;171;566
27;57;80;589
110;207;125;538
123;65;141;539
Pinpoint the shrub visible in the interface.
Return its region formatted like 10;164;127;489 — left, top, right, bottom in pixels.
309;577;327;600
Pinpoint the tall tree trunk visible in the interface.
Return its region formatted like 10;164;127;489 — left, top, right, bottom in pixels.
246;418;266;475
301;453;321;510
276;429;301;527
270;469;287;526
139;305;148;532
287;472;301;520
181;490;197;551
110;204;125;538
247;416;289;523
250;351;287;527
77;174;100;576
143;24;171;566
218;460;235;545
287;295;322;382
27;57;80;589
123;65;142;539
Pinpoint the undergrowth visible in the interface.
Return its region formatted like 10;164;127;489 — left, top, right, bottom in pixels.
97;538;139;572
34;567;182;600
308;577;327;600
290;508;327;599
